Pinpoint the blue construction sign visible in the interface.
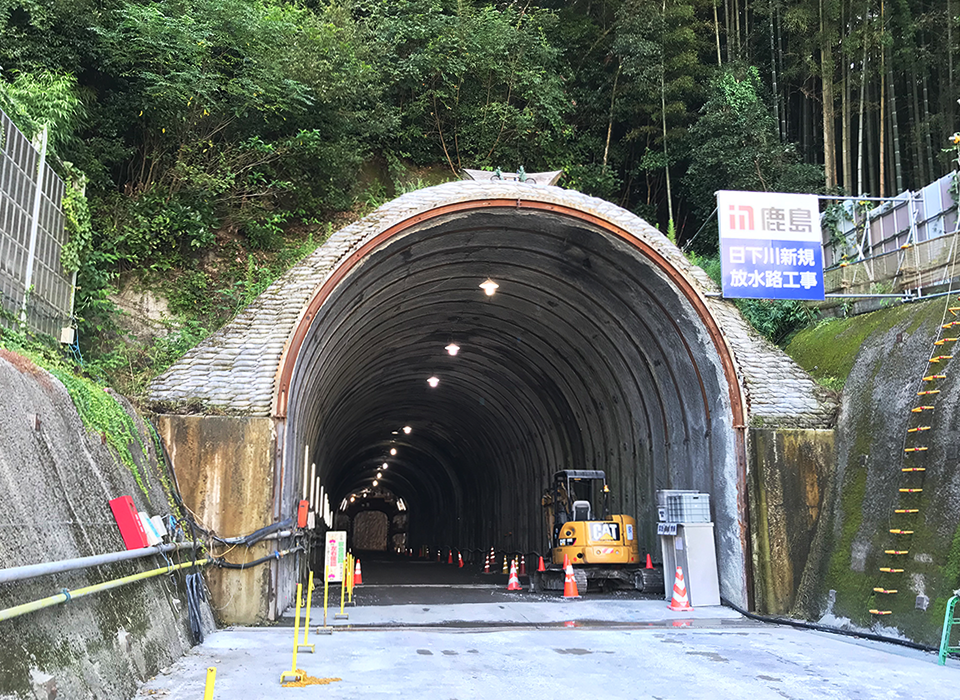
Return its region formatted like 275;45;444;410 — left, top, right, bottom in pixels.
716;190;825;301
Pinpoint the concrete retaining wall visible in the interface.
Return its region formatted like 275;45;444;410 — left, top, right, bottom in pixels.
154;415;286;625
748;428;835;614
0;351;209;699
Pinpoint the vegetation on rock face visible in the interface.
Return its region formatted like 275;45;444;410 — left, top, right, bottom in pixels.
1;0;957;386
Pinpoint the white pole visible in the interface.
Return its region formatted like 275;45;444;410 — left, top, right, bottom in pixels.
21;126;48;326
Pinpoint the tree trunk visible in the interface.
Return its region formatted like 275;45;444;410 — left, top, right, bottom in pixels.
888;55;903;193
602;63;621;172
879;4;886;199
841;0;852;192
910;68;925;185
662;0;674;225
867;81;878;196
947;0;955;147
922;72;935;180
857;8;868;194
714;0;723;65
820;0;837;189
770;0;781;139
777;6;787;139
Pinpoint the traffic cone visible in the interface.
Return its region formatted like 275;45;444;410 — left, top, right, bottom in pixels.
506;560;522;591
354;559;363;586
562;555;579;598
483;552;491;574
537;555;546;572
458;551;464;568
668;566;693;611
520;556;527;576
447;550;453;565
436;549;441;562
645;553;653;569
502;557;508;575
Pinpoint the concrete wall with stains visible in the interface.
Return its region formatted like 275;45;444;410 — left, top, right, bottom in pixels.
154;415;283;624
748;429;835;614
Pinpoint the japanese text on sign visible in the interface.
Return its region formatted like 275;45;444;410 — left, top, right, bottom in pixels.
325;531;346;582
717;190;825;301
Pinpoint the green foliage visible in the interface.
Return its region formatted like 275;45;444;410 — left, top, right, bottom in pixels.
736;298;816;345
0;68;84;154
0;326;151;495
683;66;822;254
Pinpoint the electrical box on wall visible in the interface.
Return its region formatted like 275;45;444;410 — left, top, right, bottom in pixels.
109;496;148;550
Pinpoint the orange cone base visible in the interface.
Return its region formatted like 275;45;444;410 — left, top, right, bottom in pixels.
562;563;579;598
668;598;693;612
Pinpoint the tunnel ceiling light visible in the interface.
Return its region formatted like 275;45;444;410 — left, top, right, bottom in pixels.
382;462;389;469
427;376;440;388
403;425;412;434
350;496;355;502
390;448;397;456
480;278;499;296
445;343;460;356
376;472;382;479
373;479;379;486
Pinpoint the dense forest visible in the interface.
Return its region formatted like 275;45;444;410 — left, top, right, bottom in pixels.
1;0;958;388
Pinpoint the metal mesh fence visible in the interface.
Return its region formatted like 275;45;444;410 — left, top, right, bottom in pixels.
0;109;73;338
823;173;960;295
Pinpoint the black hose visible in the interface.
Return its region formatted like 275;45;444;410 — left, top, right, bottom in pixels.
217;546;303;570
720;597;940;654
185;572;207;644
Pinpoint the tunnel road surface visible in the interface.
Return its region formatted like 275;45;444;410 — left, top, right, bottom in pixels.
136;555;959;699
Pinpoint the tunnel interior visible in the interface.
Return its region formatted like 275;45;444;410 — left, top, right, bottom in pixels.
283;206;741;586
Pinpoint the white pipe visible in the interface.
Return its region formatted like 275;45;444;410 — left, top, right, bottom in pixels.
0;542;199;585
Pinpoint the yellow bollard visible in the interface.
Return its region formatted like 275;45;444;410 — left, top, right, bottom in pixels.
203;666;216;700
298;571;316;653
347;553;354;605
335;562;349;620
280;583;305;683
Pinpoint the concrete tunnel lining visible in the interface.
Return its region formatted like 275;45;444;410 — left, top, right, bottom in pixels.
277;201;749;604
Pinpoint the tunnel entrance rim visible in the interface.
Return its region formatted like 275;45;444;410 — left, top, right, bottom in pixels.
272;196;752;604
272;198;746;428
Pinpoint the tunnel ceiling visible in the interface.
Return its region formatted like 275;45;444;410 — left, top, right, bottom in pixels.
286;206;737;559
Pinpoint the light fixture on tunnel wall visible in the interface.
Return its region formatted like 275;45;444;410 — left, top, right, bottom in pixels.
376;472;382;479
397;498;407;512
382;462;389;469
373;479;379;486
350;495;356;503
445;343;460;356
479;278;499;296
403;425;412;434
427;376;440;388
390;448;397;456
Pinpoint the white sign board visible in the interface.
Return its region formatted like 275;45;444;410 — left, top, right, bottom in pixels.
716;190;825;301
325;531;346;582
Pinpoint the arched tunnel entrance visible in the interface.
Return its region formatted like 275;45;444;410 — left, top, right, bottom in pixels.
276;200;748;602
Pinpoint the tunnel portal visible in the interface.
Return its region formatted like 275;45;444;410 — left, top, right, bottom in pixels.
277;197;747;603
151;180;839;620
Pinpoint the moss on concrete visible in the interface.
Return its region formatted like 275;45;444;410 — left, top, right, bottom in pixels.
784;300;945;389
790;296;960;645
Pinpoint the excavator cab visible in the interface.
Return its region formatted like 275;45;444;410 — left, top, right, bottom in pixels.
543;470;639;567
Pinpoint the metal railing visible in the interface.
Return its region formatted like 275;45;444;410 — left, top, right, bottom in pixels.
0;109;74;338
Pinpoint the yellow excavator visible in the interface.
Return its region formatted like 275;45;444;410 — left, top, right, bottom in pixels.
532;470;663;593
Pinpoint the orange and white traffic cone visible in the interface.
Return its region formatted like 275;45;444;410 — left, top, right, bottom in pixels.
506;560;522;591
458;551;464;568
562;554;579;598
645;553;654;569
537;555;546;572
668;566;693;611
447;550;453;565
354;559;363;586
519;556;527;576
483;552;491;574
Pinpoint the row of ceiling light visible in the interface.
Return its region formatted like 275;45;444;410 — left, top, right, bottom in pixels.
347;279;500;504
426;278;498;388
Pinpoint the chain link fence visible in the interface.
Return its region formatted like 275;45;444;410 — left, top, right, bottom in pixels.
0;108;74;339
